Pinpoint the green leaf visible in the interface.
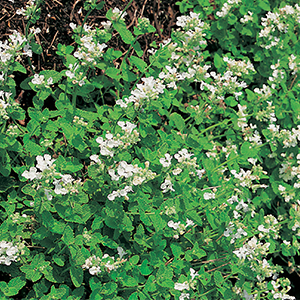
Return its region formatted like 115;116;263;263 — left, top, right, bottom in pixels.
214;271;224;287
128;292;138;300
121;69;137;82
3;277;26;296
258;0;271;11
130;255;139;265
21;184;37;197
113;22;134;44
70;134;88;152
132;41;143;57
31;42;43;54
70;266;83;288
76;84;95;97
99;282;117;295
0;177;14;192
214;53;223;69
105;67;120;79
170;113;185;131
122;275;138;287
20;78;32;90
96;1;104;10
129;56;147;72
228;14;237;25
170;243;183;258
140;259;153;276
53;254;65;266
12;61;27;74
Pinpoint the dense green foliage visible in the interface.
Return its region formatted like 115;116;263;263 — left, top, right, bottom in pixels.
1;0;300;299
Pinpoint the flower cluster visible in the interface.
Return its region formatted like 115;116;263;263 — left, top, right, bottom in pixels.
240;11;254;23
116;76;165;109
82;247;127;275
110;8;127;21
227;194;256;219
200;70;248;103
31;74;53;87
146;13;210;94
6;124;19;136
174;268;199;299
232;236;296;299
168;218;194;239
107;161;156;200
22;154;82;200
233;236;270;261
224;221;248;244
258;4;300;49
65;63;86;86
136;17;153;33
0;91;13;122
0;31;31;83
72;24;107;67
216;0;241;18
73;116;88;127
16;0;39;19
95;121;140;157
160;149;205;179
230;165;268;191
268;60;285;89
257;215;281;240
223;56;256;77
288;54;300;75
0;241;22;266
175;11;209;47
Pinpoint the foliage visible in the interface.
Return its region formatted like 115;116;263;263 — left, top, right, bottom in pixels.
1;0;300;299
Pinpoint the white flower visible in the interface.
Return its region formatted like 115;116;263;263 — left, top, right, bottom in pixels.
47;77;53;85
159;153;172;167
66;70;75;79
112;8;127;19
185;219;194;227
179;293;190;300
36;154;55;171
168;220;180;230
90;154;101;164
172;168;182;175
32;74;45;85
22;167;39;180
203;192;215;200
44;189;52;200
89;266;101;275
161;178;175;193
174;281;190;291
117;247;127;259
101;21;112;29
190;268;199;280
69;22;77;30
117;121;136;133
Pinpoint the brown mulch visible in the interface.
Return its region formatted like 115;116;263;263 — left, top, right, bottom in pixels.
0;0;180;73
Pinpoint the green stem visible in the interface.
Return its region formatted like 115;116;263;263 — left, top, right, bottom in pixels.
25;21;34;74
211;155;240;172
198;119;230;136
119;34;139;74
112;113;125;133
198;287;216;297
72;87;77;108
80;8;95;37
117;0;134;23
13;121;27;134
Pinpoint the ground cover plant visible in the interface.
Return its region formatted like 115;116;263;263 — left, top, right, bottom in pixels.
1;0;300;299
